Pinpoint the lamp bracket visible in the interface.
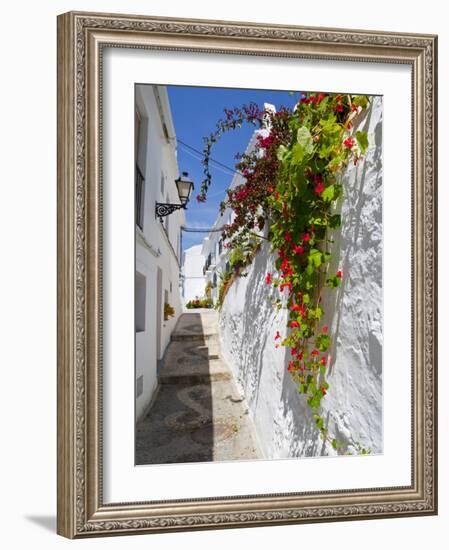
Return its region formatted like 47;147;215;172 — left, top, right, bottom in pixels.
155;202;186;223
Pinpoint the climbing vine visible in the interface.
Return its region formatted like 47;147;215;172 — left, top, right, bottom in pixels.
198;92;370;454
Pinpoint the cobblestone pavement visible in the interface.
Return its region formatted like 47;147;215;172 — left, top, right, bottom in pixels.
136;310;261;465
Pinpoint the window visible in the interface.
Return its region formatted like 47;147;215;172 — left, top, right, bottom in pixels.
135;108;145;230
135;164;145;230
135;271;146;332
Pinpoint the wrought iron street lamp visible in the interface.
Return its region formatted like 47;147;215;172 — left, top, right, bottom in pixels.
155;172;194;222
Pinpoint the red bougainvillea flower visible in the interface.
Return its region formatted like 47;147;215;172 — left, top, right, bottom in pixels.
265;273;272;284
335;103;344;113
302;233;311;242
287;361;296;373
280;282;292;292
343;136;355;149
351;104;359;112
196;194;206;203
275;191;280;200
321;386;327;396
311;348;320;357
293;244;305;255
290;320;300;328
320;357;327;366
315;182;325;194
290;303;301;312
322;326;329;333
284;231;292;242
336;270;343;278
268;186;274;193
274;331;281;340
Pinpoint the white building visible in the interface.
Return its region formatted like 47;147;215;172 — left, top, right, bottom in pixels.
181;244;206;304
135;84;185;421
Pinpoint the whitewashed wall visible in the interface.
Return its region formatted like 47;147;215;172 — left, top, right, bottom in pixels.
135;85;185;421
219;96;383;458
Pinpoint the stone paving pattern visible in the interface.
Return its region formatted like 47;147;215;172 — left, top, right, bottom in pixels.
136;311;261;465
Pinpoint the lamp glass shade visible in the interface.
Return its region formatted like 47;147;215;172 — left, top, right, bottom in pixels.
175;172;194;205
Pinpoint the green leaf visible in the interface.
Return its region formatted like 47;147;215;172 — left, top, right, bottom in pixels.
322;184;336;202
315;416;324;430
276;144;289;161
331;438;338;450
329;214;341;229
353;95;369;109
327;275;340;289
356;130;369;154
316;333;331;351
308;248;323;268
297;126;313;155
291;142;305;165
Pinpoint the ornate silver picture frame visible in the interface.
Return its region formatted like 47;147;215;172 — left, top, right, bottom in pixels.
57;11;437;538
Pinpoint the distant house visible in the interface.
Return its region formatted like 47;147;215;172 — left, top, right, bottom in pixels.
135;84;185;421
181;244;207;304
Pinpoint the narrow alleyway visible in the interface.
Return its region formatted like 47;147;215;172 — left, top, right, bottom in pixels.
136;310;261;465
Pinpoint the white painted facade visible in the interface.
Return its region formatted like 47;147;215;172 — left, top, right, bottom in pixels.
206;97;383;458
135;84;185;421
181;244;207;304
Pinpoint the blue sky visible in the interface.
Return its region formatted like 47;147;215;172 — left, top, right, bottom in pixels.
167;85;300;252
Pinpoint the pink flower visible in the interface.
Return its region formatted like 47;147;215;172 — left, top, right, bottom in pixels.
315;182;325;194
343;136;355;149
196;194;206;203
274;331;281;340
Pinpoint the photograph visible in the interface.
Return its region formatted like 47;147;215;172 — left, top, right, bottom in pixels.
55;10;436;538
134;84;383;465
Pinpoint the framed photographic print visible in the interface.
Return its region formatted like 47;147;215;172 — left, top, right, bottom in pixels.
57;11;438;538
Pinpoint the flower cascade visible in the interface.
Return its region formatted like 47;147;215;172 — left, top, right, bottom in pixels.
199;92;370;453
